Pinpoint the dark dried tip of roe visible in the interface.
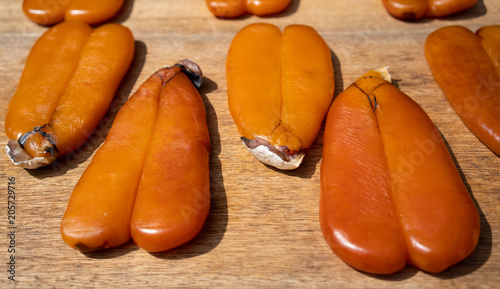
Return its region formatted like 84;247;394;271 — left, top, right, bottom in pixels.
175;59;203;88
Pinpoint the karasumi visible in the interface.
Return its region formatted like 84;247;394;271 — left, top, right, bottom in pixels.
61;60;210;253
320;68;480;274
381;0;477;20
425;25;500;156
23;0;125;26
4;21;134;169
205;0;291;18
226;23;335;170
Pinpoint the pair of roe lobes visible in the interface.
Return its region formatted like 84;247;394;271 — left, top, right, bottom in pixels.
61;62;210;253
425;25;500;156
227;23;334;170
321;70;479;274
23;0;124;26
5;21;134;169
205;0;291;18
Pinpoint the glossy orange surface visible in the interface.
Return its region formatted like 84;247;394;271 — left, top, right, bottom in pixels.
204;0;247;18
23;0;124;26
321;70;480;274
4;21;92;141
4;22;134;168
62;63;210;252
477;25;500;79
320;78;407;274
61;68;168;252
50;23;134;156
131;70;211;253
65;0;125;25
425;25;500;156
227;23;282;144
226;23;334;161
205;0;291;18
22;0;70;26
381;0;477;20
246;0;291;16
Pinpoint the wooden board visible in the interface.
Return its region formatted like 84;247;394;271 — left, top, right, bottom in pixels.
1;0;499;287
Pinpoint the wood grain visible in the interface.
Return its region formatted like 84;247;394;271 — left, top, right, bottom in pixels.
1;0;499;287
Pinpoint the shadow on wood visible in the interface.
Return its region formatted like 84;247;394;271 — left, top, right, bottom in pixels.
112;0;136;24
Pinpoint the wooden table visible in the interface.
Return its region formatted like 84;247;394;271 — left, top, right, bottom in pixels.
1;0;499;287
